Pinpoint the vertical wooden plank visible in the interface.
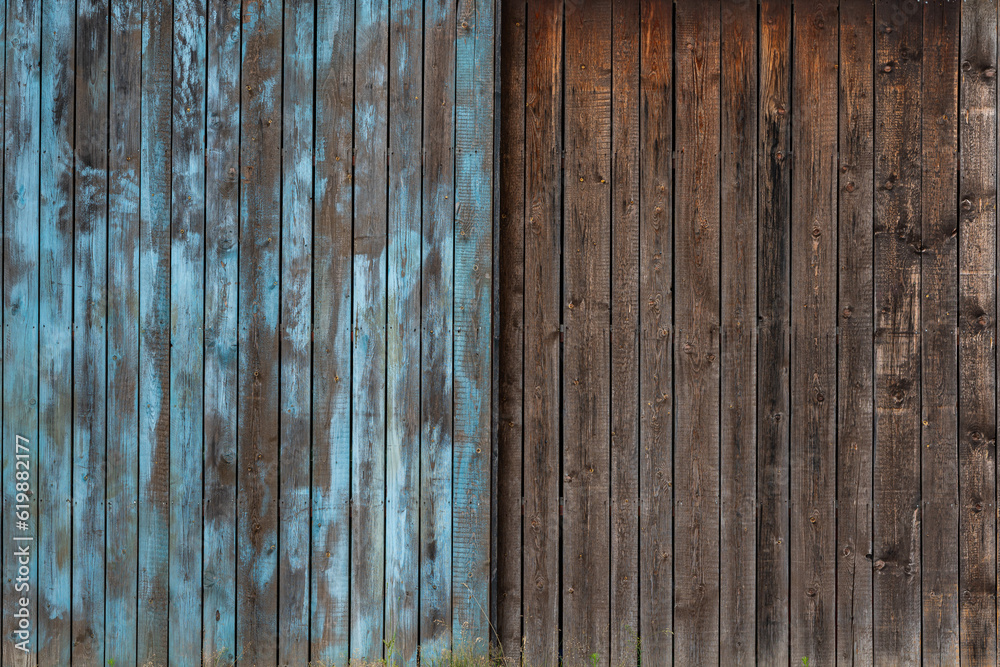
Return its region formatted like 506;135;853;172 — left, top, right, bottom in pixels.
719;1;756;662
521;0;560;662
37;0;73;660
73;0;109;660
352;0;388;658
105;0;141;662
790;2;838;664
310;0;352;660
169;0;206;659
756;1;791;663
138;0;172;658
673;1;720;662
837;0;875;662
959;0;997;662
2;0;38;661
638;1;672;662
920;1;960;664
203;0;240;660
562;0;611;662
421;0;457;660
386;0;421;660
237;0;282;660
453;0;494;647
610;0;639;663
277;0;313;663
873;1;924;662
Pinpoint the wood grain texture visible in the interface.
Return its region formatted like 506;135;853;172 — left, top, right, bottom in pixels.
959;0;998;663
638;2;673;662
421;0;457;660
673;2;721;663
311;0;353;661
38;0;74;661
170;0;206;660
790;2;838;664
278;0;313;663
203;0;241;659
756;2;791;663
837;0;875;662
521;1;561;663
610;0;639;663
874;1;924;662
719;1;756;662
921;1;960;664
3;0;40;662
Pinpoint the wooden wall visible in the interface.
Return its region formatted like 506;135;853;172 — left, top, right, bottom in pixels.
497;0;996;664
0;0;495;664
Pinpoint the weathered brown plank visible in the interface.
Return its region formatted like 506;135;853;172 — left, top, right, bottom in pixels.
837;0;875;662
562;0;612;662
673;1;720;662
522;0;561;662
920;1;960;664
719;1;756;661
610;0;639;663
638;0;673;662
756;1;791;663
497;0;525;658
873;2;923;662
790;2;838;664
959;0;998;662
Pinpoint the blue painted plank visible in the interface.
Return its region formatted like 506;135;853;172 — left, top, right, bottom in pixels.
420;0;456;661
105;0;141;663
351;0;389;660
37;0;73;661
73;0;110;662
237;0;282;661
203;0;240;659
453;0;494;650
138;0;172;661
386;0;421;663
169;0;206;661
278;0;313;662
311;0;353;660
2;0;38;662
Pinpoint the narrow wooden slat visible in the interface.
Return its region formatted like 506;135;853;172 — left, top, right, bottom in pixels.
72;0;110;661
562;0;611;663
958;0;998;662
719;1;756;661
386;0;421;661
169;0;206;659
756;1;791;662
790;2;838;664
920;1;960;663
236;0;282;660
352;0;389;658
203;0;240;659
638;1;672;661
310;0;352;660
104;0;141;661
521;0;561;661
37;0;73;661
421;0;457;660
837;0;875;662
2;0;39;661
138;0;172;660
610;0;639;662
277;0;313;662
673;1;720;662
453;0;494;647
873;2;923;662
